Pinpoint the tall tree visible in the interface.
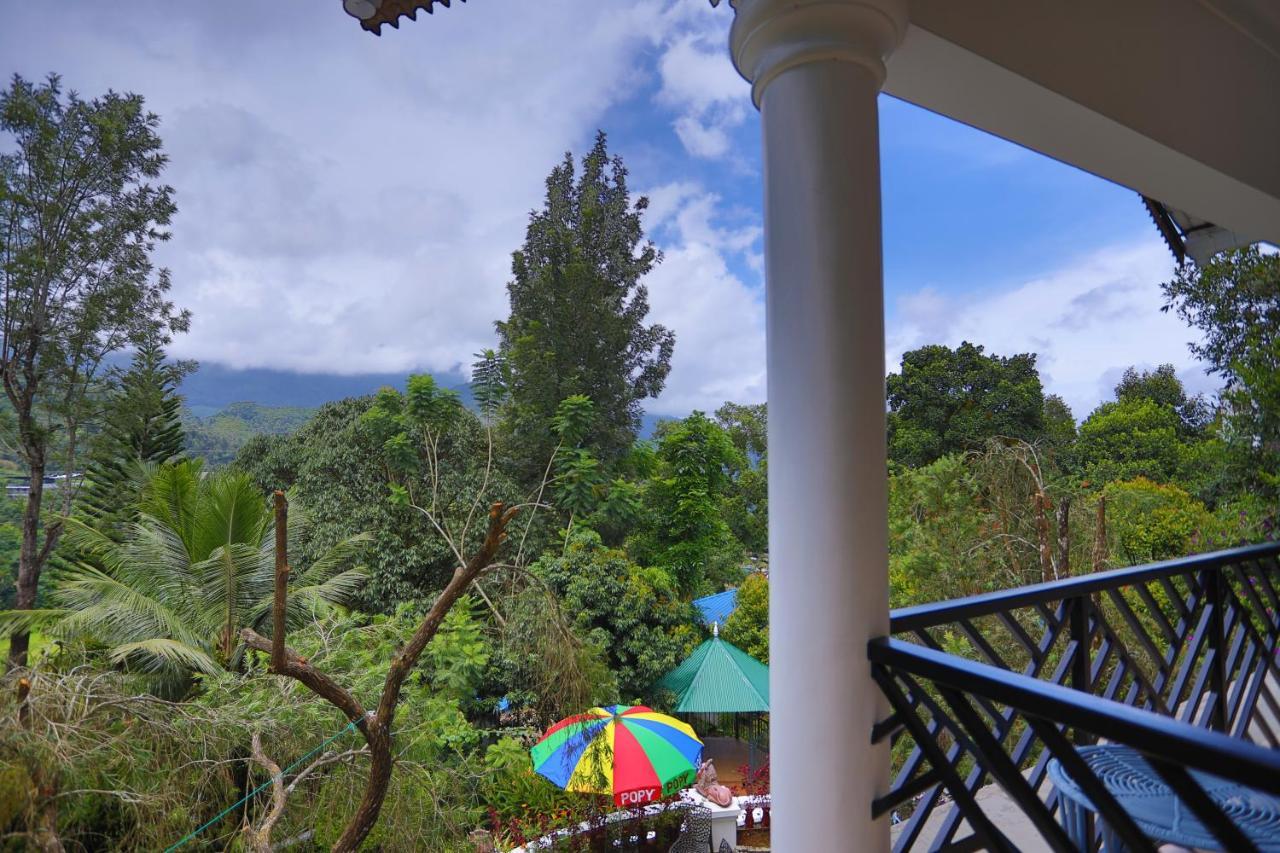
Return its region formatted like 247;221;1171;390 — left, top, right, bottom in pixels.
496;132;674;479
1162;247;1280;496
77;339;192;537
887;342;1046;467
1;75;188;667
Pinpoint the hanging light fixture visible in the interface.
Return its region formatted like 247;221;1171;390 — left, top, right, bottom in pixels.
343;0;382;21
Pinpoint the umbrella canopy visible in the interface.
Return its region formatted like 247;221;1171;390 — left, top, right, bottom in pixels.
530;705;704;807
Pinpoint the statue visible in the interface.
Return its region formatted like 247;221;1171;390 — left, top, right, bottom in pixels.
695;759;734;807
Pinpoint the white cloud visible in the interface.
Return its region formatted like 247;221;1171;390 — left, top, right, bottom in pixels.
642;183;765;415
674;115;731;158
3;0;674;376
886;239;1214;420
653;17;750;160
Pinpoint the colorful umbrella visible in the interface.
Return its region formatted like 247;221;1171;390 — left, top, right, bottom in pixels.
531;705;704;807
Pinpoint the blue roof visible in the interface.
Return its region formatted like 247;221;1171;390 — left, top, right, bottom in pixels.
693;589;738;626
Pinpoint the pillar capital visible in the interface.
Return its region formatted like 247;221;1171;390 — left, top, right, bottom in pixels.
728;0;907;106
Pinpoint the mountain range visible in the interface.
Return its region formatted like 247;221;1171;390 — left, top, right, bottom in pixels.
178;363;663;465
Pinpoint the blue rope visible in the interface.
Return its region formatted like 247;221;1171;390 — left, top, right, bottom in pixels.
165;720;359;852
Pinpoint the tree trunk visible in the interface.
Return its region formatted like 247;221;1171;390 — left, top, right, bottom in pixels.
9;462;45;669
1035;492;1054;583
332;722;393;853
1056;496;1071;577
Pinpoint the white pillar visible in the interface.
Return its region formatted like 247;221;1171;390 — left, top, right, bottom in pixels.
729;1;906;850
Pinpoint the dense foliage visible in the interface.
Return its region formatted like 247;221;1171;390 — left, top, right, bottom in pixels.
722;572;768;664
626;411;745;595
235;389;536;610
533;530;698;701
1;461;369;690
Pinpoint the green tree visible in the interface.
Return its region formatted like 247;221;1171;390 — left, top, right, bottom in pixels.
889;454;993;606
0;461;368;688
357;376;534;607
627;411;744;595
549;394;606;522
424;595;491;704
470;348;508;426
715;402;768;554
887;342;1046;467
721;572;768;664
533;530;698;700
1042;394;1077;452
496;132;674;479
0;500;21;610
1162;247;1280;497
0;75;189;666
1076;397;1185;485
1114;363;1209;438
1103;477;1220;564
77;339;193;538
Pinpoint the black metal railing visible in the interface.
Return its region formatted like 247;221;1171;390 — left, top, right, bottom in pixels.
870;541;1280;852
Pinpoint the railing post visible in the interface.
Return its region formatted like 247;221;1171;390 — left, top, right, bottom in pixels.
1205;568;1228;733
1070;595;1092;744
1068;595;1096;843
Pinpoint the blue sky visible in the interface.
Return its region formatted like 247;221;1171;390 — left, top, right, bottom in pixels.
2;0;1209;421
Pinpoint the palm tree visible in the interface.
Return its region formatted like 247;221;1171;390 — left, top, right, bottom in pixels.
2;460;368;681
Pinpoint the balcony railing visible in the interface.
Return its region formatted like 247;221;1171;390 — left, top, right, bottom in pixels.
869;541;1280;852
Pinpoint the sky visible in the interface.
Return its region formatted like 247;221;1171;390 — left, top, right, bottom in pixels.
1;0;1218;422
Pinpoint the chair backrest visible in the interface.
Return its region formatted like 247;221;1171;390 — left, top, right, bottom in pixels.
667;804;713;852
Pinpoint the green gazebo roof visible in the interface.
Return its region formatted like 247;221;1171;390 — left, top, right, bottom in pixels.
654;636;769;714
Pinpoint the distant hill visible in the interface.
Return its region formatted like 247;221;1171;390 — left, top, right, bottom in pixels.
178;363;472;410
183;402;315;466
171;363;664;464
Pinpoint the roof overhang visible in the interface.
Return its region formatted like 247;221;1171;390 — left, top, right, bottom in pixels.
885;1;1280;247
343;0;463;36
